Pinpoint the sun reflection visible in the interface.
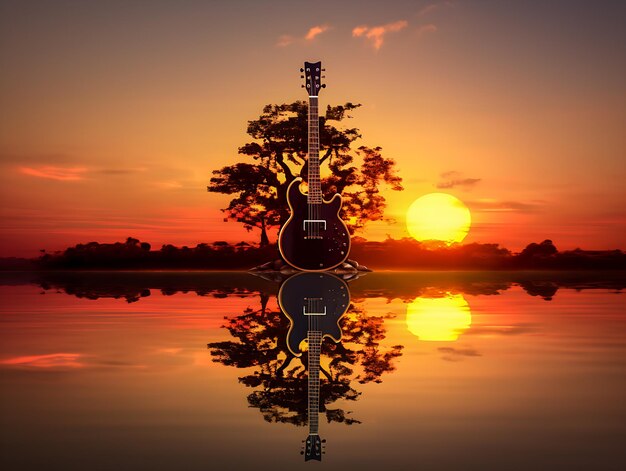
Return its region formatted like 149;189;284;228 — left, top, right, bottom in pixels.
406;293;472;341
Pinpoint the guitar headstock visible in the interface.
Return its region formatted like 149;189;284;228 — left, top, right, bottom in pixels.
300;61;326;97
301;434;325;461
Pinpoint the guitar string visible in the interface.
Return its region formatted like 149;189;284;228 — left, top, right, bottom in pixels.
311;95;315;240
308;95;320;240
308;292;321;436
313;92;319;242
314;97;319;239
308;95;313;239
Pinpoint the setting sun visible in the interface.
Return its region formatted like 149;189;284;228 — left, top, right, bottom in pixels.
406;193;471;245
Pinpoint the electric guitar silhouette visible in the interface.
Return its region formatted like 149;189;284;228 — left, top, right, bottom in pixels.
278;272;350;461
278;61;351;271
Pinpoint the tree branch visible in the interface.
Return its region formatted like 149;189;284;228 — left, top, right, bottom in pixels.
319;148;333;165
275;150;294;180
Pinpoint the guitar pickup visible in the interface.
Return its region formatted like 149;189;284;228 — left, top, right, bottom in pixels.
303;220;326;230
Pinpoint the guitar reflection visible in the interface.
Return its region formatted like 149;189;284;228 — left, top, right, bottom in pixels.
206;274;403;457
278;272;350;461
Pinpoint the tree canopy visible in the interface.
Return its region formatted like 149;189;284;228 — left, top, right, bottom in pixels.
207;101;403;245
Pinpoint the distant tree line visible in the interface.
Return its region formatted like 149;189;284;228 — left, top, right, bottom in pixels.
350;238;626;270
24;236;626;270
36;237;279;270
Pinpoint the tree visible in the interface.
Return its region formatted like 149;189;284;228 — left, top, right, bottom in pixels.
519;239;558;258
207;101;403;246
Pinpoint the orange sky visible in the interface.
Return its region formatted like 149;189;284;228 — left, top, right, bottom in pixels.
1;0;625;257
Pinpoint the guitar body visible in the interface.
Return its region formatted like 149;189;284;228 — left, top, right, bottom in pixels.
278;271;350;356
278;178;351;271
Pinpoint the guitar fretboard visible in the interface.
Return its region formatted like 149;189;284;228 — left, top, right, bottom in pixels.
308;330;322;434
308;96;321;204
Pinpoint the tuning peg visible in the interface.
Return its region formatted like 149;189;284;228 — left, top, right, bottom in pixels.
300;68;304;72
322;68;326;71
322;75;326;78
300;75;304;79
322;439;326;443
321;84;326;88
301;85;305;88
300;451;304;455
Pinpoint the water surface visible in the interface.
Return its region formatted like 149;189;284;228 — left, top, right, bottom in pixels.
1;272;625;470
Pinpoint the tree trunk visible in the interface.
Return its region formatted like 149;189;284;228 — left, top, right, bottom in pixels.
260;292;269;314
277;180;291;227
260;215;270;247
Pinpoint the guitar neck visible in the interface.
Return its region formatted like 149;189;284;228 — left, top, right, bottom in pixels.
308;96;321;204
308;330;322;435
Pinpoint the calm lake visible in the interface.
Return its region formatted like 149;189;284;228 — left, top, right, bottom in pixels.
1;271;625;471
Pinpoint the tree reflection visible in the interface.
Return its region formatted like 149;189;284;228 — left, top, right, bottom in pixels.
207;295;402;426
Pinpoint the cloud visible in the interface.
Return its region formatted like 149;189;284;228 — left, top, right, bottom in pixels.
418;1;454;17
418;3;440;17
436;171;481;190
437;178;481;189
415;1;451;38
19;166;87;181
157;348;184;354
1;353;84;368
352;25;368;37
276;34;295;47
277;24;330;47
97;167;146;175
466;324;539;336
352;20;408;50
468;198;545;213
305;25;329;41
155;180;184;189
416;23;437;36
438;347;481;361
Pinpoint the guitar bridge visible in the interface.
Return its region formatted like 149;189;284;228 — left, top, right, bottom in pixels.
303;220;326;239
303;306;326;316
